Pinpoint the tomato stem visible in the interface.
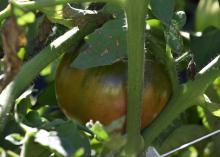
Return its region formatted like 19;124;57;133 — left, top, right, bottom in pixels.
20;130;37;157
165;46;179;91
142;55;220;149
0;5;11;23
124;0;148;156
0;0;125;23
10;0;124;9
0;22;105;134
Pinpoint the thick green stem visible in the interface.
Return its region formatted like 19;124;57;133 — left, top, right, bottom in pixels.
124;0;147;156
142;55;220;148
0;23;100;134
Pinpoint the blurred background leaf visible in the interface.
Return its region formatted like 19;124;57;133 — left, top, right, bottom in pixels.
195;0;220;31
190;27;220;71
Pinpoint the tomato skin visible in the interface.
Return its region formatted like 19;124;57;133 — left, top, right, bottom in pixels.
55;52;171;131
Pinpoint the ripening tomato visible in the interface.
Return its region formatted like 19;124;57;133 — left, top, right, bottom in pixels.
55;51;171;131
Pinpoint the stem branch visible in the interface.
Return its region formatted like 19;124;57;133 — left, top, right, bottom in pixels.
0;22;102;135
142;55;220;148
0;0;125;23
0;5;11;22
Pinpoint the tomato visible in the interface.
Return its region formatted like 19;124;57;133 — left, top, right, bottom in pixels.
55;52;171;131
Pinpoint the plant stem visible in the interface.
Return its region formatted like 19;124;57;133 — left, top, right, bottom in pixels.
142;55;220;148
0;22;100;135
11;0;123;8
165;47;179;91
0;5;11;22
0;0;125;22
20;130;37;157
124;0;147;156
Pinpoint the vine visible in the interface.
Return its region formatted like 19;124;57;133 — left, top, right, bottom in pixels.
0;21;106;134
142;55;220;148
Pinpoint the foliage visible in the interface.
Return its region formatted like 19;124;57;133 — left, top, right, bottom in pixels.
0;0;220;157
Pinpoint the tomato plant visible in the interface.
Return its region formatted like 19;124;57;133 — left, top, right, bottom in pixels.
0;0;220;157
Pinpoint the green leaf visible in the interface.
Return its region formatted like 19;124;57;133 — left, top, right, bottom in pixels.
40;5;73;28
102;3;124;18
179;147;198;157
5;133;24;146
205;103;220;117
150;0;175;26
71;19;127;69
16;98;47;128
195;0;220;31
5;151;19;157
0;147;6;157
72;18;167;69
173;11;187;29
160;125;208;153
200;94;220;117
199;107;220;156
17;12;36;26
86;121;109;141
24;111;47;127
35;121;90;156
145;19;166;63
190;27;220;70
164;23;184;55
21;131;52;157
14;98;31;122
38;82;57;107
0;0;8;10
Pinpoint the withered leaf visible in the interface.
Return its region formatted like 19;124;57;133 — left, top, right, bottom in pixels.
0;16;27;92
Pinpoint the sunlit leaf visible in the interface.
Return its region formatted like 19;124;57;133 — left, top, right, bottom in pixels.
40;5;73;28
180;147;198;157
17;12;36;26
195;0;220;31
86;120;109;141
200;94;220;117
35;121;90;156
5;133;24;145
